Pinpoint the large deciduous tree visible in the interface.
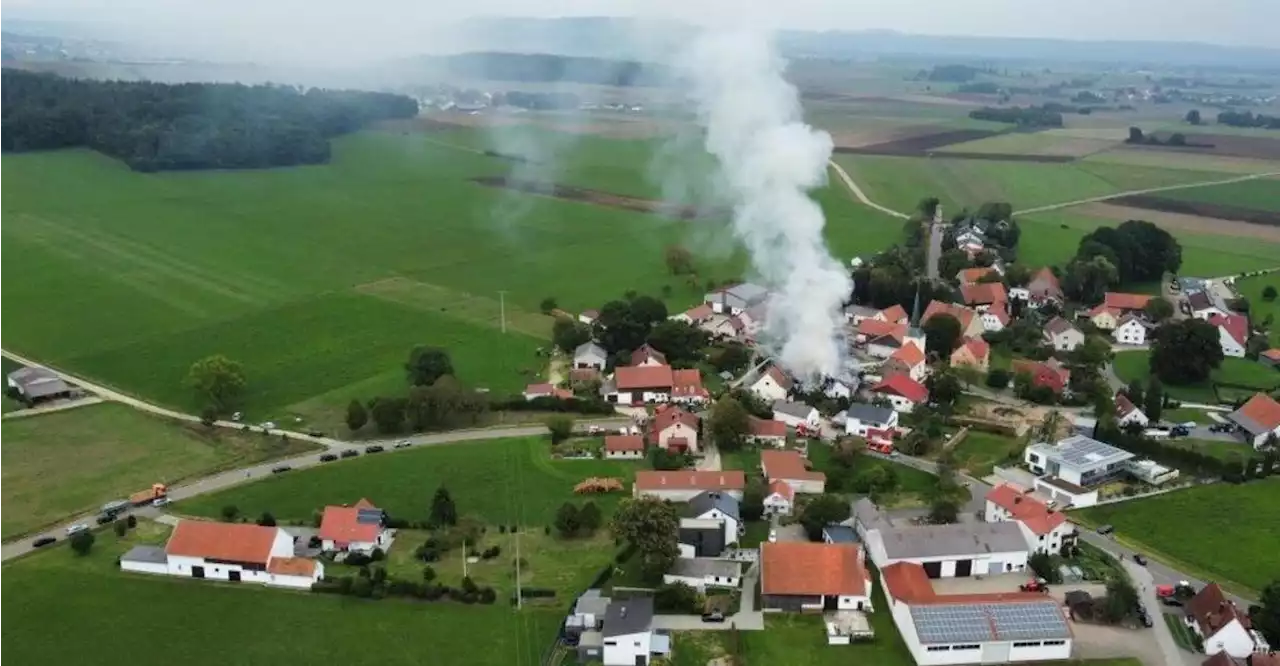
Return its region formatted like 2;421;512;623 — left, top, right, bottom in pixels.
1062;255;1119;304
1253;580;1280;648
552;318;592;355
663;244;695;276
799;494;851;541
1077;220;1181;284
923;313;962;357
346;399;368;432
185;355;246;413
405;346;454;387
708;396;751;453
611;497;679;581
1150;319;1224;384
646;319;708;365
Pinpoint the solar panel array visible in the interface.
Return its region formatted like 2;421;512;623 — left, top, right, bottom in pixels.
356;508;383;524
1056;435;1131;468
911;602;1071;644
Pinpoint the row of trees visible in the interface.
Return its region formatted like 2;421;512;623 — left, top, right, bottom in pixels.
968;106;1064;127
1217;110;1280;129
2;69;418;171
1062;220;1182;302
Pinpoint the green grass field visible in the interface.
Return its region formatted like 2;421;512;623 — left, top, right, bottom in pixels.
1;519;559;666
1159;178;1280;212
950;431;1024;476
1076;479;1280;595
177;436;636;526
1236;273;1280;347
0;403;318;539
1112;351;1280;403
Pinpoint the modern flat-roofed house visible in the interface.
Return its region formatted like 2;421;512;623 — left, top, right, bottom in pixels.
1032;476;1100;509
880;561;1072;665
705;282;769;315
599;597;669;666
120;520;324;589
1024;435;1133;487
1228;393;1280;449
761;542;873;612
573;342;608;370
633;470;746;502
1186;583;1272;659
6;366;72;405
984;484;1073;555
319;498;392;554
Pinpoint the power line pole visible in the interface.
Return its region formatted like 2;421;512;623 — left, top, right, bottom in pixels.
515;527;523;609
462;540;468;578
498;290;508;334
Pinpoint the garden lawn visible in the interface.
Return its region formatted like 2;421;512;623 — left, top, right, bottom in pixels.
1111;351;1280;404
1236;273;1280;347
950;431;1024;476
2;519;559;666
1076;479;1280;596
0;403;318;540
176;436;637;527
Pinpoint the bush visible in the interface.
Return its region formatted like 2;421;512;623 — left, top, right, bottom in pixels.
422;565;437;582
113;520;128;537
351;576;375;598
384;517;409;529
69;530;95;556
1264;285;1278;302
461;576;479;594
256;512;277;527
220;505;239;521
345;552;372;567
520;588;557;599
654;582;701;613
479;587;497;604
481;546;502;559
370;547;385;562
126;515;137;528
986;369;1011;389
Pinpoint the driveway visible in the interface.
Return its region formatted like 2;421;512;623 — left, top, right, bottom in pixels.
652;561;764;631
696;445;722;472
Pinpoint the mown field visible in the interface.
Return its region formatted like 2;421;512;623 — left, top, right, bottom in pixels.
178;436;638;527
1158;178;1280;212
1112;350;1280;404
2;520;560;666
1076;479;1280;596
0;403;317;539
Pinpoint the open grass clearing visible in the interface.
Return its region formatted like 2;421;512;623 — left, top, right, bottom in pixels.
1075;479;1280;596
176;436;637;527
1112;350;1280;404
1166;438;1256;464
355;277;554;340
949;431;1024;476
1076;202;1280;243
2;519;559;666
1235;273;1280;347
936;131;1116;157
0;403;318;539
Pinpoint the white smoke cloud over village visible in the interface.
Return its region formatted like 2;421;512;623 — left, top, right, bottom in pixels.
676;29;852;381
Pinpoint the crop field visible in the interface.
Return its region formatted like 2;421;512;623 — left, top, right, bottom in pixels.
0;403;317;539
935;130;1117;158
2;521;560;666
1077;479;1280;595
1112;351;1280;403
1077;203;1280;243
1084;149;1280;175
177;436;638;527
1158;178;1280;213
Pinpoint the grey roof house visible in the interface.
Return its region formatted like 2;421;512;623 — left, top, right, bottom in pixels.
877;522;1027;561
685;490;740;523
772;399;819;425
572;342;608;370
6;367;72;402
704;282;769;314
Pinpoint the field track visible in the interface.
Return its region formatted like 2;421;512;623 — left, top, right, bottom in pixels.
1014;170;1280;215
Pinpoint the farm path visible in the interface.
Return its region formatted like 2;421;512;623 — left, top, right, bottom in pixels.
1014;169;1280;216
827;159;911;220
3;395;105;419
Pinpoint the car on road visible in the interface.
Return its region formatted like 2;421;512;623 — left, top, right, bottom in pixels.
307;430;324;437
340;449;359;458
1138;611;1153;628
32;536;56;548
152;497;171;507
261;421;277;430
701;611;726;623
65;523;89;536
319;453;338;462
1133;554;1148;566
768;529;777;543
366;445;385;454
271;465;292;474
1096;524;1115;535
1170;426;1191;438
394;441;411;449
95;514;115;525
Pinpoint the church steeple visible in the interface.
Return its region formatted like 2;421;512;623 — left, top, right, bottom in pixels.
910;284;923;328
905;284;926;351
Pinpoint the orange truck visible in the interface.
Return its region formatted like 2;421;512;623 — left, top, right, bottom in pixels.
130;483;168;506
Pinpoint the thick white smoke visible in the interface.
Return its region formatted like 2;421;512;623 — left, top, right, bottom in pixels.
679;29;851;381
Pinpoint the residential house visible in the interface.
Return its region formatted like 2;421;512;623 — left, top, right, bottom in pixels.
772;400;820;430
878;304;910;325
922;301;984;339
648;405;700;453
319;499;391;554
1008;286;1030;301
1027;267;1064;304
564;589;611;653
670;369;710;405
705;282;769;315
1188;290;1231;320
1210;314;1249;358
119;520;324;590
861;515;1030;576
870;374;929;413
763;480;796;516
861;320;910;359
699;314;742;339
604;435;646;460
748;364;793;403
1186;583;1271;659
1112;314;1148;346
1261;349;1280;368
844;304;880;324
761;542;873;612
573;342;608;371
960;282;1007;310
672;303;714;325
608;365;675;405
1103;292;1152;315
880;562;1072;665
747;416;787;448
1024;435;1134;487
1012;359;1071;394
681;491;741;552
984;484;1073;555
1088;305;1121;331
980;305;1010;332
524;383;572;401
600;597;669;666
737;304;767;339
663;558;743;592
883;341;929;383
956;229;987;256
633;471;746;502
1043;317;1085;352
950;338;990;372
1032;476;1100;510
1228;393;1280;449
579;309;599;326
630;344;668;367
822;372;860;400
844;403;899;438
957;266;1000;285
761;449;827;495
1115;393;1149;428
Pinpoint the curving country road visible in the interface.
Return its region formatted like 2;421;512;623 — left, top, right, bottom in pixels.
828;159;911;219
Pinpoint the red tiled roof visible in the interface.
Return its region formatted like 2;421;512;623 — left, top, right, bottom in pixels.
984;484;1067;535
890;341;926;367
760;449;826;483
881;562;1053;606
957;266;998;284
1262;349;1280;362
1187;583;1250;637
922;300;976;335
985;306;1010;325
267;557;317;577
1012;359;1070;393
1029;267;1062;296
749;416;787;438
871;374;928;403
764;364;794;390
166;520;278;565
580;309;599;319
671;369;708;399
880;304;908;323
650;405;699;438
1104;292;1152;311
961;282;1007;306
634;470;745;492
667;437;690;451
569;368;600;382
630;344;668;366
858;318;907;341
767;479;795;501
319;500;383;545
1237;393;1280;431
605;434;645;452
762;542;867;597
525;383;555;395
682;304;713;321
1209;313;1249;346
615;364;674;390
1115;393;1140;418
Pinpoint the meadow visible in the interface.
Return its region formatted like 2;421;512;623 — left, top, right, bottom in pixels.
1112;351;1280;403
1076;479;1280;596
1159;178;1280;212
949;431;1024;476
0;403;317;539
177;436;639;527
1236;273;1280;346
1;520;560;666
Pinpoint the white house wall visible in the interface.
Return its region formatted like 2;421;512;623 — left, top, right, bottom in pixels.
915;640;1071;666
121;560;170;576
603;630;651;666
606;450;645;460
1201;620;1256;658
884;551;1029;577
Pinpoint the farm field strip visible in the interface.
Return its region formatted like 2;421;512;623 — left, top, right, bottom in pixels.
355;277;554;339
1235;273;1280;346
1156;178;1280;212
1076;202;1280;243
1084;149;1280;175
934;132;1116;158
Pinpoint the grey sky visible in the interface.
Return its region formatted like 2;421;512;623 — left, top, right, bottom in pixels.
7;0;1277;62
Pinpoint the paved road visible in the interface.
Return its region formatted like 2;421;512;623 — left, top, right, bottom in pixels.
1013;170;1280;216
926;218;944;281
827;159;910;220
1124;558;1202;666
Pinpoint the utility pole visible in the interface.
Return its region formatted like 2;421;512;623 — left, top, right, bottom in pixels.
462;540;468;578
498;290;508;334
515;527;523;609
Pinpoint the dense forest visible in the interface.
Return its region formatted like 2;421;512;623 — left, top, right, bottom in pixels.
1216;109;1280;129
1;69;419;171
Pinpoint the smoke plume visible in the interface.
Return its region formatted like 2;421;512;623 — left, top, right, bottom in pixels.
678;29;851;381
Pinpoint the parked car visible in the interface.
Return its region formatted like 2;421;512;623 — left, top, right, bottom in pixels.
366;445;385;454
1139;612;1153;628
1096;524;1115;536
152;497;171;507
261;421;277;430
65;523;89;536
95;514;115;525
394;441;411;449
271;465;292;474
340;449;360;459
1133;554;1148;566
307;430;324;437
319;453;338;462
1170;426;1191;438
32;536;56;548
701;611;726;623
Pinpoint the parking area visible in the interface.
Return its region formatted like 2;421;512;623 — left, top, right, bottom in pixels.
769;522;807;543
1068;615;1173;666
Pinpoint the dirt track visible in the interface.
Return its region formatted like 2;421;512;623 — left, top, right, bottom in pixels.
471;177;725;220
1079;203;1280;242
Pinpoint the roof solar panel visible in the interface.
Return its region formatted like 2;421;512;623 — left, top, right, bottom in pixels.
910;601;1070;645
